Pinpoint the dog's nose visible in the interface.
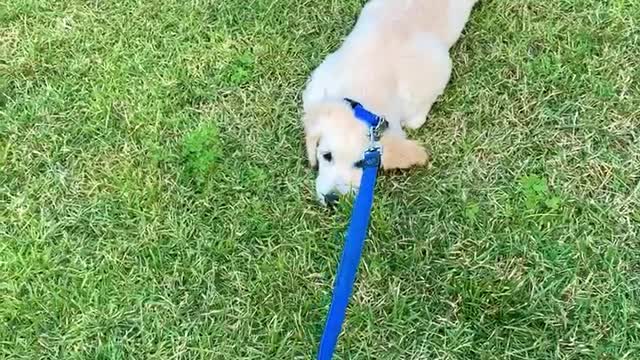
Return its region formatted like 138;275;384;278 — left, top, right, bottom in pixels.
324;192;339;207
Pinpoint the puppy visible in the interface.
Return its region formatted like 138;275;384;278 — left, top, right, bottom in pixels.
302;0;477;204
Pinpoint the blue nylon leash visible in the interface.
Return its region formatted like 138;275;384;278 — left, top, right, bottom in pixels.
316;99;387;360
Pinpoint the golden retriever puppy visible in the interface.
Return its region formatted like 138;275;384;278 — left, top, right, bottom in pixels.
302;0;478;204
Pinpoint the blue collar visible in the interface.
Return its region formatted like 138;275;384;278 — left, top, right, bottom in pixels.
344;98;388;141
344;98;387;170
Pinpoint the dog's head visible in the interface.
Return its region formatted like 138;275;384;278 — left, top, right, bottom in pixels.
304;101;429;205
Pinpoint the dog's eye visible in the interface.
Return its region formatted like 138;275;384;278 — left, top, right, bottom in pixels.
322;152;333;162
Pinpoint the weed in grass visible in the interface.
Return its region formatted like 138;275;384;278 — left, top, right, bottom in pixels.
520;174;563;211
181;123;221;185
224;52;256;87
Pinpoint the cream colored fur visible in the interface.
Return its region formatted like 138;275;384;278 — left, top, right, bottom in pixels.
303;0;477;203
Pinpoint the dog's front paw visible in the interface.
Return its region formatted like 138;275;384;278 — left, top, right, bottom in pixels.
380;135;430;169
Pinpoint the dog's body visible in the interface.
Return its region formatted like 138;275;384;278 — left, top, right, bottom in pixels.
303;0;477;203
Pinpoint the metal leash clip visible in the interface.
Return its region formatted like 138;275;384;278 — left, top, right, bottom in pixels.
366;117;388;153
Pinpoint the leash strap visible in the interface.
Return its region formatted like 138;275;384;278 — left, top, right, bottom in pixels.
317;150;381;360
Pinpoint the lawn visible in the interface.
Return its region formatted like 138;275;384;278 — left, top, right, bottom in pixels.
1;0;639;358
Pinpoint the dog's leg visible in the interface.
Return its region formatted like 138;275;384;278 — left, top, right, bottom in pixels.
399;33;451;130
404;100;436;129
404;111;429;129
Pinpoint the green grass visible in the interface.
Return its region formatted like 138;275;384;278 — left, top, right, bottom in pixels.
1;0;639;358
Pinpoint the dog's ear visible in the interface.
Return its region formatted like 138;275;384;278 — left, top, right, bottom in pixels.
380;134;429;170
303;113;321;168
